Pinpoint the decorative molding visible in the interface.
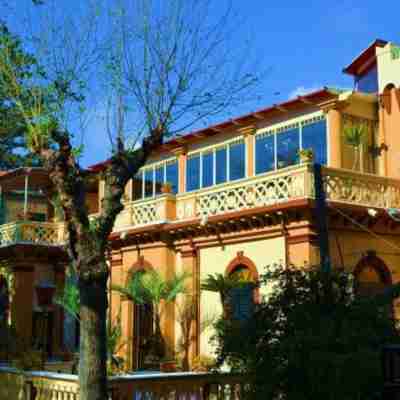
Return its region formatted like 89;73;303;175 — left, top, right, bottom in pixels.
180;247;197;259
353;253;392;285
171;146;188;156
225;251;260;304
287;233;318;245
225;251;259;281
319;99;348;113
237;125;256;136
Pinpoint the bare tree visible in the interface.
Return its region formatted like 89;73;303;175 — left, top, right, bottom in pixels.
0;1;262;399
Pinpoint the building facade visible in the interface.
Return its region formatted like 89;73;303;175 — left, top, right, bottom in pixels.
1;39;400;370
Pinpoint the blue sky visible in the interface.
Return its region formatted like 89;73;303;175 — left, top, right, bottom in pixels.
4;0;400;166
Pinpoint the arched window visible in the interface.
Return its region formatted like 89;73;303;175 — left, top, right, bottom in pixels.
354;255;391;297
228;264;257;321
226;253;259;321
126;261;156;370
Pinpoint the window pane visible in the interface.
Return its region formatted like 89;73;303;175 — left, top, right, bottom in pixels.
216;147;227;185
202;152;214;188
166;161;179;194
229;141;245;181
144;169;154;198
255;134;275;174
302;120;327;165
229;285;254;321
277;128;299;168
356;65;378;93
155;166;164;195
132;171;143;201
186;155;200;192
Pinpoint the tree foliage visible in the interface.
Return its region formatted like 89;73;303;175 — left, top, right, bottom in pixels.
0;22;43;168
214;264;399;400
0;1;263;397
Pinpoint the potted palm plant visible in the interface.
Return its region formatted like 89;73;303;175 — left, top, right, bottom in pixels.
112;269;188;370
201;273;242;318
161;182;173;194
343;123;367;170
298;148;314;163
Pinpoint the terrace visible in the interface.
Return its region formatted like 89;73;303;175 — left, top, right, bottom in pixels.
0;163;399;245
109;163;400;232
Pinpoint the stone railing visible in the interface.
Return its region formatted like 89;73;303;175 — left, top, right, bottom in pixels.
93;164;400;231
112;194;176;231
176;163;315;220
0;221;66;248
322;167;400;209
109;371;246;400
0;366;246;399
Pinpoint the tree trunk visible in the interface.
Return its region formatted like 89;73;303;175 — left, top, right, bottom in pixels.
79;273;108;400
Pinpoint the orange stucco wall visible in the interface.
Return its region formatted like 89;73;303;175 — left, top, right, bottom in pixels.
381;88;400;179
110;244;177;369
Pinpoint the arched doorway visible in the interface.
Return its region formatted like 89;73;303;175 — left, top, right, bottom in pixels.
354;255;393;318
130;269;155;370
354;255;391;297
226;253;259;321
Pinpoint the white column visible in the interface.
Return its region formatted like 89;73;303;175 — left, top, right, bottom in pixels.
23;174;29;217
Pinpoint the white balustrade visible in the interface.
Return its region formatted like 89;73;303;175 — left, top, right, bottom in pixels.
0;221;66;247
322;167;400;209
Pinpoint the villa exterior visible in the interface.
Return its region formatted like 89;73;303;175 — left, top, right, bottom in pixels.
1;39;400;370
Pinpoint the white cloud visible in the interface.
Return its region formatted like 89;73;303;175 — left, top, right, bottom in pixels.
288;85;322;99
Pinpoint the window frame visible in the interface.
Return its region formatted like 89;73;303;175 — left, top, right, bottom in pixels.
185;137;247;193
254;113;327;175
135;157;179;200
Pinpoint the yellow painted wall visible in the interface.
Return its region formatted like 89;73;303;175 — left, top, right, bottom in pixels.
377;43;400;92
199;237;286;356
112;245;177;369
381;88;400;179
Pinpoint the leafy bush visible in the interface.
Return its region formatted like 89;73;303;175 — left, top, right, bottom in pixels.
214;264;399;400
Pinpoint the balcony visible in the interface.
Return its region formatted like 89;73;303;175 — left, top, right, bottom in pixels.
0;221;66;248
7;165;398;243
110;164;400;232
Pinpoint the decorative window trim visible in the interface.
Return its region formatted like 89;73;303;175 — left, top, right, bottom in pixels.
226;251;260;304
354;254;392;286
125;257;154;288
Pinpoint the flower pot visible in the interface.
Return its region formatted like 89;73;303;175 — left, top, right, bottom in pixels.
160;360;177;373
300;154;314;163
161;183;173;194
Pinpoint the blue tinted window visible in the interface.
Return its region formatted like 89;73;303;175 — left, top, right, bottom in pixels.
132;171;143;201
302;120;327;165
202;152;214;188
229;285;254;321
356;65;378;93
229;142;245;181
166;161;179;194
255;134;275;174
277;128;299;168
216;148;227;185
186;155;200;192
144;169;154;198
155;166;164;195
